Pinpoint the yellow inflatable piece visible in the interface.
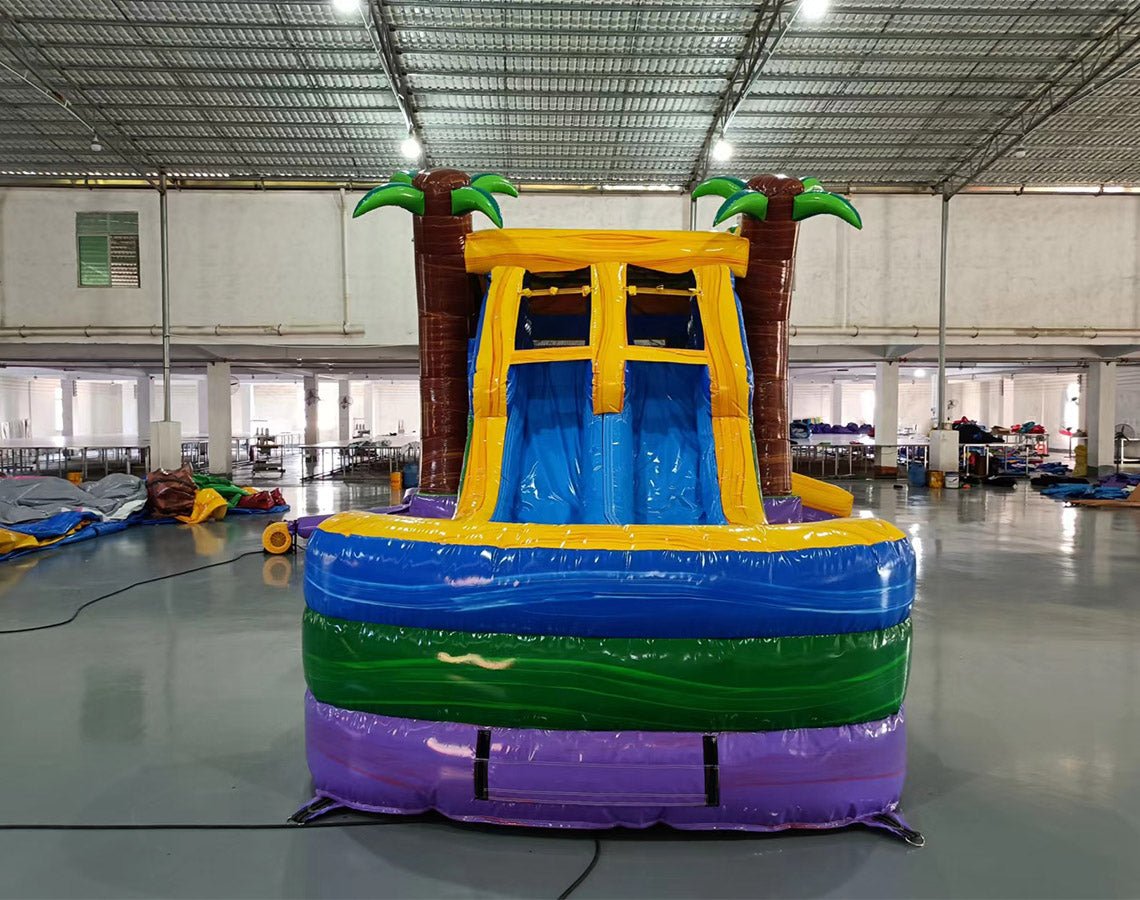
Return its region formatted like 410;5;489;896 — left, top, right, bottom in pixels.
175;488;230;525
791;473;855;519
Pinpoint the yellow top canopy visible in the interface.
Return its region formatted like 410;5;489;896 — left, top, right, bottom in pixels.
464;228;750;276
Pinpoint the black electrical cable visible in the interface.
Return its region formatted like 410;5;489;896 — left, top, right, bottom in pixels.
0;820;416;831
0;548;269;635
557;837;602;900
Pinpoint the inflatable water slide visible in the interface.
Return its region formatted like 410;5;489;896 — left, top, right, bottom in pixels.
288;170;920;841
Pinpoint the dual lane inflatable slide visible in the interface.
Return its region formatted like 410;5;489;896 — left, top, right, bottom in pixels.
282;170;920;842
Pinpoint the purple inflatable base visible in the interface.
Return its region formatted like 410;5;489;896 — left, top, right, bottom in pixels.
304;694;912;836
762;495;804;524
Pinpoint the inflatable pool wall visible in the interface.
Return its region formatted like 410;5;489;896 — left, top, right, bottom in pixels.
297;172;919;842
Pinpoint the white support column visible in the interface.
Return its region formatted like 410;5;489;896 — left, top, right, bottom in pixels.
197;377;209;439
977;380;993;427
1077;373;1088;433
60;377;76;438
135;376;151;441
205;362;233;475
338;378;352;442
233;382;252;437
999;376;1015;427
829;381;844;425
303;375;320;446
873;361;900;471
1086;361;1118;474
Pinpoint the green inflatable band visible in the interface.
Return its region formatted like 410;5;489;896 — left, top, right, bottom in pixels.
302;610;911;732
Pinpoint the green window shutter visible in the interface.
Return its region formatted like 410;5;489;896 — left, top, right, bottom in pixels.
76;212;140;287
78;235;111;286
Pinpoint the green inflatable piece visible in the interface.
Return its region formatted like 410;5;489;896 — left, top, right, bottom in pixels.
713;189;769;226
469;172;519;197
302;610;911;732
451;186;503;227
692;176;747;200
353;182;425;218
191;473;247;507
792;190;863;229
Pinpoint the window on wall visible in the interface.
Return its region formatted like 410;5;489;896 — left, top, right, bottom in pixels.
76;212;140;287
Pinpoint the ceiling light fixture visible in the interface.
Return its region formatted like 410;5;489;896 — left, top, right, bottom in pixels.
914;368;927;378
711;138;733;163
90;134;102;152
400;135;423;160
800;0;830;20
1012;145;1028;159
331;0;360;13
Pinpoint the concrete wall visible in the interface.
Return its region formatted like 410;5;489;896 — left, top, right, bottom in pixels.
74;381;123;436
0;375;58;439
1119;369;1140;431
2;189;1138;350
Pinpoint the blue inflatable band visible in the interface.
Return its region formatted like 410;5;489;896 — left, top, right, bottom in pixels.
304;530;915;639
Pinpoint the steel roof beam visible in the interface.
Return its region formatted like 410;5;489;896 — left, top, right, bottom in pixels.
359;0;423;150
0;10;159;181
939;1;1140;192
26;62;1115;88
7;17;364;31
4;100;1016;121
690;0;807;188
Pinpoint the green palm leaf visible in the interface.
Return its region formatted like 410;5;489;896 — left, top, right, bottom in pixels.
469;173;519;197
353;182;425;218
799;177;824;192
792;191;862;229
692;176;748;200
451;186;503;227
389;170;417;185
713;189;769;226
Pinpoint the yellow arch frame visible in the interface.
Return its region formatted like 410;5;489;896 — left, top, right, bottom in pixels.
457;244;763;525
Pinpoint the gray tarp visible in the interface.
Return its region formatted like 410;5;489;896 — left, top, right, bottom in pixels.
0;474;148;525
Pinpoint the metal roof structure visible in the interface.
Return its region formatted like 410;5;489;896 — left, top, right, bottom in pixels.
2;0;1140;191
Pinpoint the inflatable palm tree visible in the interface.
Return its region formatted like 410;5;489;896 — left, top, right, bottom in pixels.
693;175;861;498
354;169;517;496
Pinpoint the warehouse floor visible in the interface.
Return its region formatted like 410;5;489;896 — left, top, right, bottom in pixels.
1;480;1137;899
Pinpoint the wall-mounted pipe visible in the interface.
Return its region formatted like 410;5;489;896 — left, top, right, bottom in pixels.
339;188;352;330
789;325;1124;340
0;324;365;338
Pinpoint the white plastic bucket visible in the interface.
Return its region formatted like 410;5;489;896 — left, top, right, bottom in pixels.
945;471;961;489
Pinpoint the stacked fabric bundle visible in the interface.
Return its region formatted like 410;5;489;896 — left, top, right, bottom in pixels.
0;470;289;563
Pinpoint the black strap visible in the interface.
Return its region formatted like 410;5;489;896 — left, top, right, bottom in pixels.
473;728;492;800
703;734;720;807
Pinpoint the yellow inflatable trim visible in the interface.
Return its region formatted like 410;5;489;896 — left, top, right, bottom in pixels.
175;488;229;525
465;229;750;277
792;473;856;519
317;512;905;552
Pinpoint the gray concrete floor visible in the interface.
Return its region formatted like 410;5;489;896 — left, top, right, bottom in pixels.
0;480;1137;898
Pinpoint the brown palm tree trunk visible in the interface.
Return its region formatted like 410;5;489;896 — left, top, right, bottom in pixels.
412;170;480;495
735;176;803;498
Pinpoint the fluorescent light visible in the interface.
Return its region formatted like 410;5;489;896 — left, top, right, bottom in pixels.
711;138;733;163
800;0;830;19
914;369;927;378
400;135;423;160
332;0;359;12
